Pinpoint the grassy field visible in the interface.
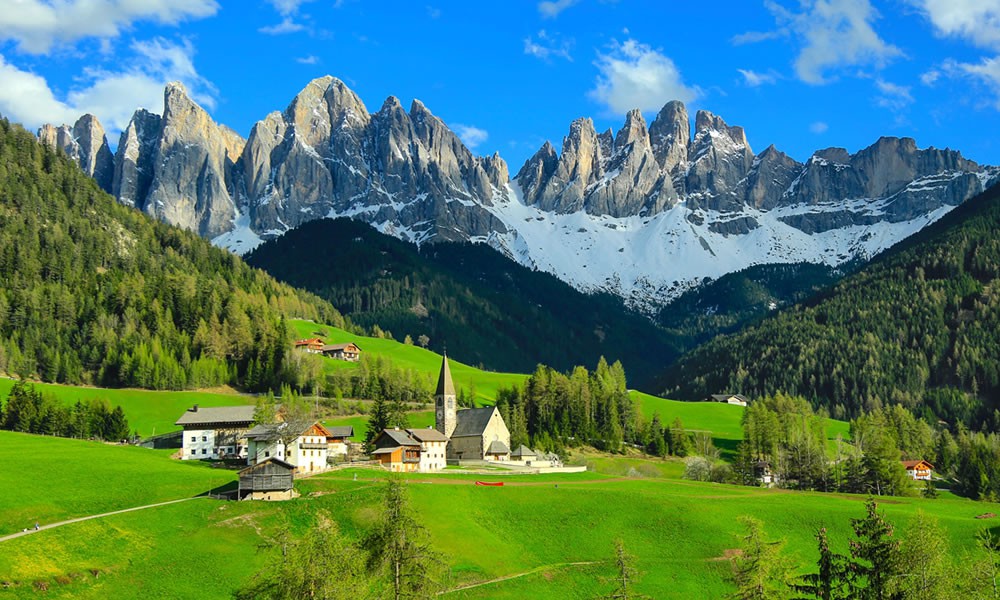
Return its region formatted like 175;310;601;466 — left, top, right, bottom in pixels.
1;437;992;599
0;378;253;438
291;319;528;403
0;431;236;536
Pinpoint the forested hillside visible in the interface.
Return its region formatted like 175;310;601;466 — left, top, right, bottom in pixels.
0;119;342;391
247;218;679;387
661;182;1000;428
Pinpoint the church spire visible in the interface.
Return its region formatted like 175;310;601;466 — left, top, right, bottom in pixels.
435;352;457;438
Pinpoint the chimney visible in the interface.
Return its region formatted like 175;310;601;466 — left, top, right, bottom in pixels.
191;404;199;412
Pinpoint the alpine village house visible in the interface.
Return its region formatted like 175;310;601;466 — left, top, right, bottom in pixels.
372;354;512;472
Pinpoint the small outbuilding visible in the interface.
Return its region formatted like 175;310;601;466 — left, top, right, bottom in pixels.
510;445;537;462
902;459;934;481
238;458;296;501
709;394;749;407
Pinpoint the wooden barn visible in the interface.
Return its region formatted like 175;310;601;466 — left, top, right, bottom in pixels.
238;458;296;501
294;338;325;353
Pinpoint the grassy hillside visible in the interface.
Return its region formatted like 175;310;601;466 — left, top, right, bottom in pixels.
0;431;234;536
0;118;341;393
248;217;680;389
660;182;1000;427
0;439;990;599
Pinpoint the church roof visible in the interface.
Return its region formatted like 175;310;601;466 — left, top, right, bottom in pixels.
486;440;510;455
435;353;456;397
451;406;498;437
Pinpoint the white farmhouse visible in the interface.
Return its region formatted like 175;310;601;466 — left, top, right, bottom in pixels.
175;405;256;460
246;420;332;474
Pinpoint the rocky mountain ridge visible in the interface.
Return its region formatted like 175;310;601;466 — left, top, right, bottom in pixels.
38;76;998;310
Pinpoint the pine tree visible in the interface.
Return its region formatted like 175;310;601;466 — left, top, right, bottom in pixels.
728;516;791;600
896;511;951;600
362;477;442;599
849;499;902;600
793;527;856;600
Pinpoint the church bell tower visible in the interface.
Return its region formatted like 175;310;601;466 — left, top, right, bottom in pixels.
435;353;457;438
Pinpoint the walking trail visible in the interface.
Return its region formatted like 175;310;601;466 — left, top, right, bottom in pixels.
438;561;603;595
0;497;200;543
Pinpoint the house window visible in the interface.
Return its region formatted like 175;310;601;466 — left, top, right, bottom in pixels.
201;449;207;454
202;436;207;442
191;436;196;442
265;451;270;457
190;449;196;455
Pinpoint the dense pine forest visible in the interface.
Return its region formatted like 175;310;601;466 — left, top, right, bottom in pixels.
0;119;342;391
661;182;1000;429
246;217;680;387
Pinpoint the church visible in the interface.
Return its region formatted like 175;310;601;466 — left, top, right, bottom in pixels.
434;353;512;461
371;353;511;470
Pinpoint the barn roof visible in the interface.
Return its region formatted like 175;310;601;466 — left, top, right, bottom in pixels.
902;459;934;469
239;457;295;474
322;343;360;352
376;428;420;447
175;405;256;427
246;420;320;441
451;407;498;437
326;426;354;438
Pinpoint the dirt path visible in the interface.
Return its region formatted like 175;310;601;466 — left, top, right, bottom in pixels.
439;561;603;595
0;497;201;543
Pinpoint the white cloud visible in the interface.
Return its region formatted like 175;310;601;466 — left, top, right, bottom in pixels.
809;121;829;133
874;78;913;111
259;17;306;35
738;68;779;86
260;0;314;35
588;38;700;114
538;0;578;18
759;0;901;84
920;69;940;85
524;30;573;61
731;30;786;45
452;124;488;149
296;55;320;65
912;0;1000;49
426;5;442;19
941;56;1000;109
0;37;215;137
0;0;218;54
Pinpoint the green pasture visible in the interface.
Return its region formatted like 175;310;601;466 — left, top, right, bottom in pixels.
0;378;253;438
291;319;527;403
0;431;235;536
1;446;992;599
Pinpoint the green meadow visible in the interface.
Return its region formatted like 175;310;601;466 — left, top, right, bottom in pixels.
0;435;992;599
0;431;235;536
0;378;253;438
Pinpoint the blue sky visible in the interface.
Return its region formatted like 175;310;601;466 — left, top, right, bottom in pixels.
2;0;1000;172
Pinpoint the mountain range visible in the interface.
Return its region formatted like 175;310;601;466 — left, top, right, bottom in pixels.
39;76;998;310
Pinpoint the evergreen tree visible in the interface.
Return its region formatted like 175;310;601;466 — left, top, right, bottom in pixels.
364;396;391;452
728;516;791;600
896;511;951;600
849;499;902;600
233;512;369;600
793;528;856;600
599;539;649;600
362;477;442;599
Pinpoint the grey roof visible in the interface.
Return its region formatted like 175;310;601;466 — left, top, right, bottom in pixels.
435;353;456;397
451;406;498;437
326;426;354;438
486;440;510;455
238;457;295;474
246;420;317;441
371;447;398;455
511;444;536;458
322;343;361;352
711;394;749;403
407;427;449;442
175;405;256;427
376;428;420;448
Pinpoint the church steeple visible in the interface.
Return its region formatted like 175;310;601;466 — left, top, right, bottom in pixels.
435;352;457;438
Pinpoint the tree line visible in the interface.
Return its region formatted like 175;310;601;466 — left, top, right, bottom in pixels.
0;380;130;441
661;182;1000;431
0;118;344;393
729;498;999;599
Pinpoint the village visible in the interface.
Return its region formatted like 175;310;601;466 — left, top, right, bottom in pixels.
176;346;584;501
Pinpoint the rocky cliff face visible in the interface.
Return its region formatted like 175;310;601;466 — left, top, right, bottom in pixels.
38;114;114;192
40;78;999;309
